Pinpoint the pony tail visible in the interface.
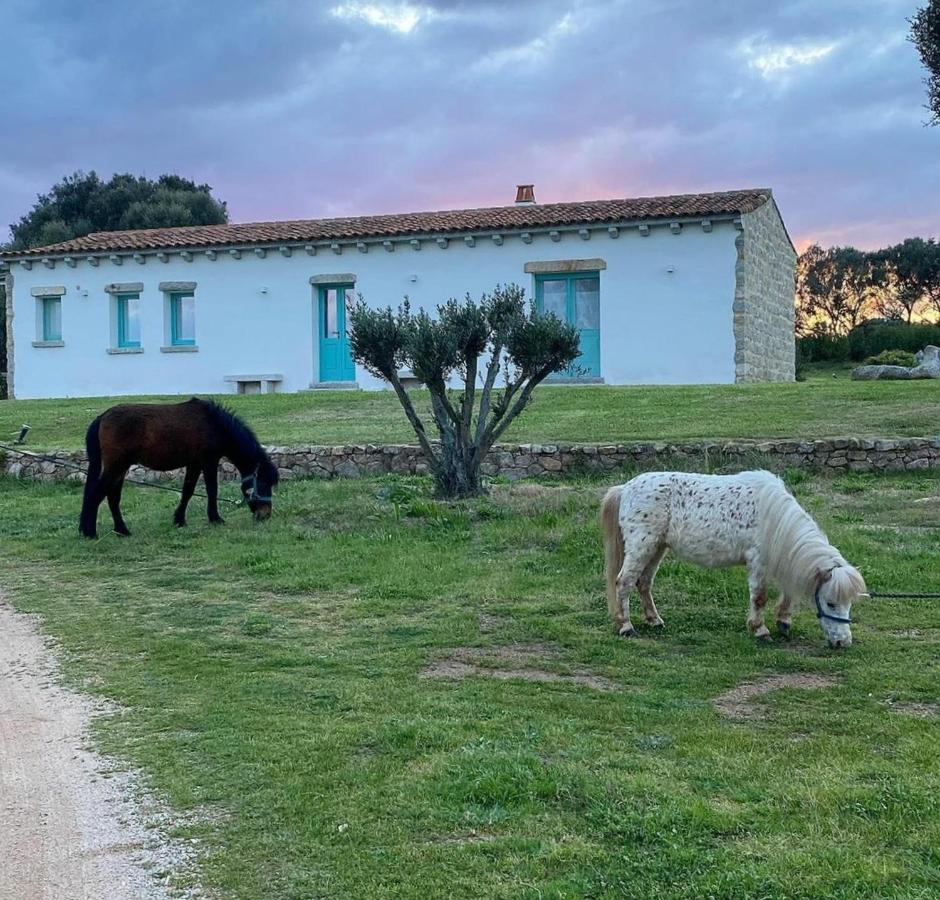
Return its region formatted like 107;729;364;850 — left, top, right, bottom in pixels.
79;417;102;536
601;486;624;619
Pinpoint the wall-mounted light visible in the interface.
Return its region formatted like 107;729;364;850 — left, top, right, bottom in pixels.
665;265;676;275
409;274;418;283
260;286;269;294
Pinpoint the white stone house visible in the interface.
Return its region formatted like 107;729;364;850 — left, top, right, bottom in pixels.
1;186;795;399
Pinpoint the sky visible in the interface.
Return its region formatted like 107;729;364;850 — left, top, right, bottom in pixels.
1;0;938;251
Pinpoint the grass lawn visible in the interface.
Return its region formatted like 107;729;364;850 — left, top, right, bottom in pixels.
1;368;938;453
0;466;938;898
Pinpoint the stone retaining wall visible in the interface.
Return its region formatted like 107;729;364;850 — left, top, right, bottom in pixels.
3;437;939;485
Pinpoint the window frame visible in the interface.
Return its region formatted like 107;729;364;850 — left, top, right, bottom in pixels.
116;293;142;349
40;296;62;342
169;292;196;346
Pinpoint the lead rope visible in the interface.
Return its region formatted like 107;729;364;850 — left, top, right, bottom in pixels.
0;442;241;505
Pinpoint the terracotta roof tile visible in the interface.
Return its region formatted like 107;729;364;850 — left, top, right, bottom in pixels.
6;188;770;257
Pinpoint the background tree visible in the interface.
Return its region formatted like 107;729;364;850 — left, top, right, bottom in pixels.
872;238;938;322
349;284;580;498
1;171;229;396
796;245;875;335
9;171;228;250
911;0;940;124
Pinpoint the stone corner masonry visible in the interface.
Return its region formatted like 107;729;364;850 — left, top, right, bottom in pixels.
734;199;796;383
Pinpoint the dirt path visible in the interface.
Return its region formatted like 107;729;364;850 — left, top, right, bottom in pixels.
0;599;192;900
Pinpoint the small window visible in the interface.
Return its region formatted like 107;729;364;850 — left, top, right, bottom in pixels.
170;293;196;346
41;296;62;341
116;294;141;348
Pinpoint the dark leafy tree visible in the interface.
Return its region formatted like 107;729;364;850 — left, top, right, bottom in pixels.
10;171;228;250
349;284;581;498
872;238;940;322
796;245;875;335
911;0;940;124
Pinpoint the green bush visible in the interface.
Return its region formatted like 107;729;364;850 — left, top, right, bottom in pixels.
848;321;940;361
863;349;917;367
796;334;850;362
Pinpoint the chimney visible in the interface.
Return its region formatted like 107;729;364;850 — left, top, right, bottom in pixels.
514;184;536;205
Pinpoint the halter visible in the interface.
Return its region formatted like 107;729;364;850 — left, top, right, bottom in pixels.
241;468;273;504
814;576;853;625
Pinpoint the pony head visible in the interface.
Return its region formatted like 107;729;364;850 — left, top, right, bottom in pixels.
814;564;866;649
241;456;279;520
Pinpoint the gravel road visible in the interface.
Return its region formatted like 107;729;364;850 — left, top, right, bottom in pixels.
0;598;193;900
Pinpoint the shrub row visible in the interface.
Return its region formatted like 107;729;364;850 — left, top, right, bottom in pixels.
798;321;940;364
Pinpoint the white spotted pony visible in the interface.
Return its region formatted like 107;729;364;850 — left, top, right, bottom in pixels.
601;470;867;648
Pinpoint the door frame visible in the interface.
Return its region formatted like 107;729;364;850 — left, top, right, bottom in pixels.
314;281;357;385
534;270;602;382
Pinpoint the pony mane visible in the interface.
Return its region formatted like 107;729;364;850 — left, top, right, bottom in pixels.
754;472;864;603
199;399;278;483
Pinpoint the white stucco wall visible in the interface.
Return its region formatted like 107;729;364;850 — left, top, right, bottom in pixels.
8;220;740;399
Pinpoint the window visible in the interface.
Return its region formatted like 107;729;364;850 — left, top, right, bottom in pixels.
320;285;355;339
169;293;195;346
116;294;141;348
41;296;62;341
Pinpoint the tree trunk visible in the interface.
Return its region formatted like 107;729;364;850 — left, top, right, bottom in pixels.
434;440;485;498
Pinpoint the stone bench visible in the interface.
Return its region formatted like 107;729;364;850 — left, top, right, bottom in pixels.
223;373;283;394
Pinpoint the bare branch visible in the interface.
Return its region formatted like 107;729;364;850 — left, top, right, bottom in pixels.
474;342;503;445
485;366;553;448
388;372;439;467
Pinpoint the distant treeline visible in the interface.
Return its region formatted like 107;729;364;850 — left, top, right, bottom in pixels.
796;238;940;337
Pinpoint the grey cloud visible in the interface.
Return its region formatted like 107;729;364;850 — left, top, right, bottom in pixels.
2;0;937;249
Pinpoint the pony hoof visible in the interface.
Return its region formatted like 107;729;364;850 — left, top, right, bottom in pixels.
776;622;791;639
618;625;638;639
209;517;225;526
648;619;665;629
114;529;131;538
753;627;771;641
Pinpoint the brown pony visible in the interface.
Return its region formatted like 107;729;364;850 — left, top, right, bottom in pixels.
79;398;278;539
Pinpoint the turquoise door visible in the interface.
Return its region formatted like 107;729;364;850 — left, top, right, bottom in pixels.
536;273;601;378
318;285;356;383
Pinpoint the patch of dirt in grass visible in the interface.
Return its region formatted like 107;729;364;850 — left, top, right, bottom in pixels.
422;644;621;692
712;673;840;721
882;700;939;719
478;612;505;634
885;628;940;641
430;831;497;846
489;482;589;514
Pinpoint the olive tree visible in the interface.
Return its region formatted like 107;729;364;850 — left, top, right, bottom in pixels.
911;0;940;124
349;284;581;498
